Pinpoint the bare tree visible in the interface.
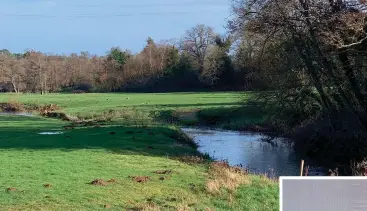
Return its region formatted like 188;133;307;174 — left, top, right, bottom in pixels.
0;54;26;93
182;24;216;73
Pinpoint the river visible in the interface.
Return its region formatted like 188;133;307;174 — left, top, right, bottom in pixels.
182;127;327;177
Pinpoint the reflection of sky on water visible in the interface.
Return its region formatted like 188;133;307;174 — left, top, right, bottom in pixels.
182;128;326;176
0;112;33;117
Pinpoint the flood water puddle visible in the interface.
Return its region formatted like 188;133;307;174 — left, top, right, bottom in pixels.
0;112;33;117
39;132;64;135
182;127;327;177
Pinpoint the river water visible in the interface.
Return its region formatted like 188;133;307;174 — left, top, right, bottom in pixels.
0;112;33;117
182;127;327;177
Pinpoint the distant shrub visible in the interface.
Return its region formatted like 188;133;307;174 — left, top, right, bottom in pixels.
74;83;93;92
0;82;13;92
0;101;25;112
72;90;86;94
39;104;60;116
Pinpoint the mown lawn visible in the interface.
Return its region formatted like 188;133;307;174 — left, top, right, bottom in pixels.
0;92;278;210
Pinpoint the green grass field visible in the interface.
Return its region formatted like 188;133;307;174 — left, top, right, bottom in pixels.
0;92;245;114
0;92;278;210
0;92;268;129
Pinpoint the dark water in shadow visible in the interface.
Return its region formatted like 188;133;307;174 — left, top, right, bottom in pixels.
182;127;327;177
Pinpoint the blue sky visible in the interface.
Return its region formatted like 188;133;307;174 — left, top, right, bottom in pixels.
0;0;230;55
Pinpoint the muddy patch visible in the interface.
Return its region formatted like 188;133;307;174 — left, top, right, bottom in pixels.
43;184;52;188
90;178;117;186
6;187;17;192
90;179;108;186
130;176;150;183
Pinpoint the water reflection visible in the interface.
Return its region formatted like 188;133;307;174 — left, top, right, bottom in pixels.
182;127;326;177
39;132;64;135
0;112;33;117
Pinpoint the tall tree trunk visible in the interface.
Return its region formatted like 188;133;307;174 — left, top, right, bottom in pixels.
11;77;18;93
338;51;366;109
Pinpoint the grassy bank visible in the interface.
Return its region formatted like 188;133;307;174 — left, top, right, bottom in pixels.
0;92;270;130
155;105;271;131
0;116;278;210
0;92;278;210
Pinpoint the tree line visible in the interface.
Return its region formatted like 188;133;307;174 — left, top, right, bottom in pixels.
0;24;256;93
228;0;367;163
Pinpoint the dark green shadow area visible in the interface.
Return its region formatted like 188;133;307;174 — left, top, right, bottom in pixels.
125;102;244;109
151;104;271;131
0;115;200;158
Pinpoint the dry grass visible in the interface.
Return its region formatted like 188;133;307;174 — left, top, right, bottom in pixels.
176;205;190;211
351;158;367;176
258;174;279;185
38;104;60;115
177;156;207;164
0;101;25;112
141;204;160;211
0;100;64;119
206;161;251;195
130;202;161;211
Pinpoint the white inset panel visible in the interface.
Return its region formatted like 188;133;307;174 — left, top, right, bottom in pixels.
282;178;367;211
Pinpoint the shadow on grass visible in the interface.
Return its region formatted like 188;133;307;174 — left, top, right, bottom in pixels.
150;103;272;130
0;116;202;158
125;102;244;108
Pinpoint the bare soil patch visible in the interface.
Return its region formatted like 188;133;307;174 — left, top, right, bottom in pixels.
107;178;117;183
131;176;150;183
90;178;118;186
90;179;108;186
6;187;16;192
43;184;52;188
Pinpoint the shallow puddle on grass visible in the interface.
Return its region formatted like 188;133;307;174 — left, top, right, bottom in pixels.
39;132;64;135
0;112;33;117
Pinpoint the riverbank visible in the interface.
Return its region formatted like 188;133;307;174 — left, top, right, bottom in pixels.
153;105;275;133
0;93;279;210
0;92;353;174
0;92;270;130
